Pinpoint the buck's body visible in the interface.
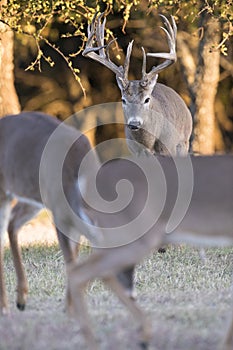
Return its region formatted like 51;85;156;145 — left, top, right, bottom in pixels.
124;82;192;155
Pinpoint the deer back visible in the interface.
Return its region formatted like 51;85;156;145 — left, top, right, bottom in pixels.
0;112;92;207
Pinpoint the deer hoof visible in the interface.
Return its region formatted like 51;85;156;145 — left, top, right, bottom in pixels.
1;306;9;316
139;341;149;349
158;247;166;253
17;302;25;311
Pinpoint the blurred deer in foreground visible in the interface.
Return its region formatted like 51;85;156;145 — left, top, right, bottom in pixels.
68;154;233;350
0;112;134;314
83;13;192;156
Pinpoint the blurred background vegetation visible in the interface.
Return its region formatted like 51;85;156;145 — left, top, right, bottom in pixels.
0;0;232;154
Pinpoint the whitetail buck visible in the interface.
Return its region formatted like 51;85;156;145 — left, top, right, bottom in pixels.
83;13;192;156
0;111;135;314
67;154;233;350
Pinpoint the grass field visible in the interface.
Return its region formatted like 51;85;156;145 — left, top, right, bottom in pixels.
0;240;233;350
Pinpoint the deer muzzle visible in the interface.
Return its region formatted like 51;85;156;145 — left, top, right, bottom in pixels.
127;117;143;130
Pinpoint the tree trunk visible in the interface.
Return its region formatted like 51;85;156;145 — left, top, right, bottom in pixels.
177;10;221;154
191;12;220;154
0;3;20;117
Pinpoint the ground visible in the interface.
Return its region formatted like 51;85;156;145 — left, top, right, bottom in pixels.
0;214;233;350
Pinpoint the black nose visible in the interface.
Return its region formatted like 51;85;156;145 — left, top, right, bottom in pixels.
127;120;141;130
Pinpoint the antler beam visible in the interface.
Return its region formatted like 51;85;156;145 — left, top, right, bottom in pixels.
83;13;125;79
142;15;177;79
83;13;177;85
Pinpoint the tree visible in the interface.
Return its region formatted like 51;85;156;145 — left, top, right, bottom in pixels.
177;9;221;153
0;0;20;116
191;12;220;153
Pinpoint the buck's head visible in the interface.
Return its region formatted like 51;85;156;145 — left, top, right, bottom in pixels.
83;13;177;131
118;78;159;130
116;47;159;131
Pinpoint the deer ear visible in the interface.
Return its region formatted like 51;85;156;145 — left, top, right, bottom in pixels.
150;74;158;86
149;74;158;88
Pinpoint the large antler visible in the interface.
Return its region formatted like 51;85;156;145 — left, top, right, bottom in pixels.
83;13;132;87
142;15;177;80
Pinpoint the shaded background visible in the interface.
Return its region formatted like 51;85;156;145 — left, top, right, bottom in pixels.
0;0;233;153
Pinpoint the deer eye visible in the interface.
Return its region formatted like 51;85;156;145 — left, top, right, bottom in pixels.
122;98;126;105
144;97;150;104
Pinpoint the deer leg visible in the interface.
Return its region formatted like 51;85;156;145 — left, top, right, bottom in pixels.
69;280;99;350
66;258;99;350
117;266;136;299
56;229;80;313
67;249;153;349
8;202;40;310
105;275;152;349
0;192;13;315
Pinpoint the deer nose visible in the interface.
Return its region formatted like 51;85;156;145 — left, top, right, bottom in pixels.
127;118;142;130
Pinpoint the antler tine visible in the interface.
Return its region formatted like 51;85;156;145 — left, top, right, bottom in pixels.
96;13;106;56
145;15;177;77
123;40;134;81
105;38;117;60
159;14;176;42
170;15;177;40
85;13;98;49
141;47;147;79
82;13;124;77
